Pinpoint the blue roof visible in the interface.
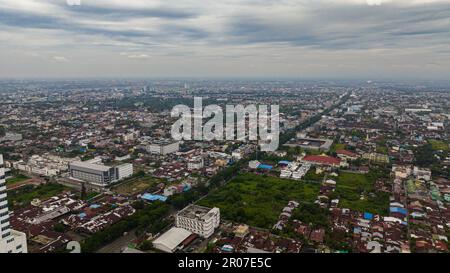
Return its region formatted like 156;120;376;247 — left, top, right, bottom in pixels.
390;207;407;215
278;161;291;165
258;164;273;170
90;204;101;209
363;212;374;220
78;213;87;219
183;184;192;192
141;193;168;202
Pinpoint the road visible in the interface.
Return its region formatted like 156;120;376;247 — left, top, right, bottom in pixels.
95;229;137;253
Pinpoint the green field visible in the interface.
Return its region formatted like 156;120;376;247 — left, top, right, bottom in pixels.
429;140;449;151
6;174;30;185
112;175;162;196
331;143;346;152
376;146;388;155
198;173;320;229
335;172;389;215
8;183;69;208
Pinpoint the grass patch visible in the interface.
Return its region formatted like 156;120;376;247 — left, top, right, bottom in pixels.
112;175;162;196
335;172;389;215
303;167;325;182
331;143;346;152
8;183;68;208
198;173;320;229
429;140;449;151
376;146;388;155
6;174;30;185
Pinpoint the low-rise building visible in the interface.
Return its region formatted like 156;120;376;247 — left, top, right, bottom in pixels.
187;156;204;170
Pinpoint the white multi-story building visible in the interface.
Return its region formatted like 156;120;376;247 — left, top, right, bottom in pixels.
69;160;133;187
0;154;28;253
176;205;220;238
146;140;180;155
187;156;204;170
0;132;22;143
12;153;77;177
116;163;133;180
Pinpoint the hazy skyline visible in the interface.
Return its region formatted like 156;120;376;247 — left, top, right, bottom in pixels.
0;0;449;80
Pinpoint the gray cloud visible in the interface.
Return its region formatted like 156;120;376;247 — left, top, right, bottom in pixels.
0;0;449;79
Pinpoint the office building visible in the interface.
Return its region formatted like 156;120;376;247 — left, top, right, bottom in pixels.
176;205;220;238
146;140;180;155
69;159;133;187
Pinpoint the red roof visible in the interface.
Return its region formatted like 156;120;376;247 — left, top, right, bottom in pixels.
336;150;358;157
303;155;341;166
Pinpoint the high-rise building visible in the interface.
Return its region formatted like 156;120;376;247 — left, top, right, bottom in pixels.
0;154;28;253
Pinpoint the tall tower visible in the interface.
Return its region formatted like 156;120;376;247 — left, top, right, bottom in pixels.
0;154;27;253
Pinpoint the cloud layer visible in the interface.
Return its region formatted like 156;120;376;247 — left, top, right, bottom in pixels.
0;0;449;79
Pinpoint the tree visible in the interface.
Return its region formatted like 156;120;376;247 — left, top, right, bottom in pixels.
415;143;437;167
140;240;153;251
80;183;87;200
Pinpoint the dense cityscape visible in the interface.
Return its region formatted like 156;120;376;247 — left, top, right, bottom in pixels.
1;79;449;254
1;3;449;271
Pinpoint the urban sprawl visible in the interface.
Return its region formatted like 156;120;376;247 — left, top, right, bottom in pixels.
0;80;449;253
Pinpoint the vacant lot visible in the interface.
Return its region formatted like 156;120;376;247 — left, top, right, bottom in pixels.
198;173;320;229
8;183;69;209
331;143;346;152
113;176;162;196
429;140;449;151
335;172;389;215
6;173;30;186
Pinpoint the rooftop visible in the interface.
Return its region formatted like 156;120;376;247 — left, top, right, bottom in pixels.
69;161;111;172
178;205;216;221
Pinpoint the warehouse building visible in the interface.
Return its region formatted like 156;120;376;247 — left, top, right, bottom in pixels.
152;227;193;253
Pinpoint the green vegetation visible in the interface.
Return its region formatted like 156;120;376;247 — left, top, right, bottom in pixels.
331;143;346;153
376;139;388;155
414;143;437;167
6;173;30;185
82;191;99;201
376;146;388;155
113;175;162;196
429;140;449;151
335;172;389;215
199;173;320;229
7;183;68;208
168;188;207;210
139;240;153;251
81;202;170;253
53;223;66;233
303;168;325;183
292;203;329;228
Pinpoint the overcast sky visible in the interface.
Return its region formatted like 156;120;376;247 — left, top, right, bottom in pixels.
0;0;449;80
